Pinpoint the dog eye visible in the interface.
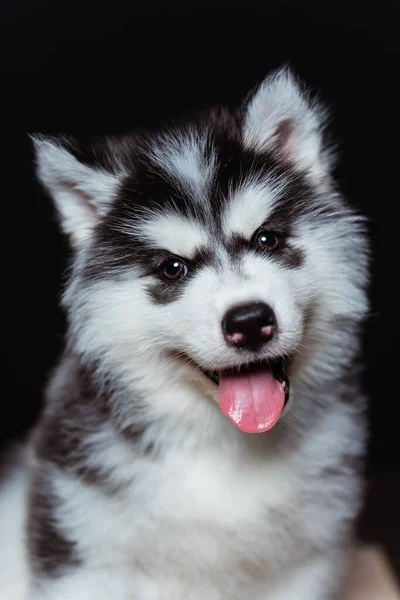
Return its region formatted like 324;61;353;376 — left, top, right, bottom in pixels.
161;259;188;280
256;231;280;251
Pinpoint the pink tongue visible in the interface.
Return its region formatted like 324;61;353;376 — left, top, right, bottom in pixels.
218;370;285;433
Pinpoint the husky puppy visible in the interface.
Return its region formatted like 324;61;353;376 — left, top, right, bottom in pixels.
0;68;369;600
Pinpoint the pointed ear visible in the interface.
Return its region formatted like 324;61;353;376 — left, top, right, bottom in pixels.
242;67;334;181
32;136;122;248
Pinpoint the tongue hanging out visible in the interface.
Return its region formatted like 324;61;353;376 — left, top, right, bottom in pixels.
218;368;286;433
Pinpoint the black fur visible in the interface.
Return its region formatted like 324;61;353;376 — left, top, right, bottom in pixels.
28;473;81;577
33;353;151;492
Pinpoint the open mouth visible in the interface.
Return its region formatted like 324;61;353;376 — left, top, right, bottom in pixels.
200;357;290;434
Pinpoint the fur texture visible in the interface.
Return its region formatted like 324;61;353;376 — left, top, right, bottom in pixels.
0;67;369;600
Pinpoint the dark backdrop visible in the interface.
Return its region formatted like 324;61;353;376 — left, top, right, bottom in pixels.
0;0;398;477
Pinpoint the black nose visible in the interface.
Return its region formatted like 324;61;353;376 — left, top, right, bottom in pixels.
222;302;276;350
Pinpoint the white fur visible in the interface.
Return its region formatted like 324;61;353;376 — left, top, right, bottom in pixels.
2;405;361;600
243;68;332;181
128;213;210;258
149;131;216;204
222;178;286;239
0;448;29;600
33;137;122;247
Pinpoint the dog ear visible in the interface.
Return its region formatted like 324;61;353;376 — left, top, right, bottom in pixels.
32;135;123;249
242;67;334;181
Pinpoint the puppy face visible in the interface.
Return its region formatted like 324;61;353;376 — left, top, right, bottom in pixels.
34;68;368;432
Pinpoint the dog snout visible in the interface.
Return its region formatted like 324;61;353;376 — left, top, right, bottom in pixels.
222;302;276;351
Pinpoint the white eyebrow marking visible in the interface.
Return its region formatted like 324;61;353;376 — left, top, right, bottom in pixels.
137;213;210;258
222;179;285;238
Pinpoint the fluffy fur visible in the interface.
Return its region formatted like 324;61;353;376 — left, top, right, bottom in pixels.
0;67;369;600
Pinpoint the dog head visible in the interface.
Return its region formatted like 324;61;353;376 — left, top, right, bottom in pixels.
34;68;369;434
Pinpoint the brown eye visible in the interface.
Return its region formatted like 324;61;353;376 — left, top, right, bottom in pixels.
162;259;188;280
256;231;280;251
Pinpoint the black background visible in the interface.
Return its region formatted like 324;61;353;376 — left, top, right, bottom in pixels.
0;1;397;472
